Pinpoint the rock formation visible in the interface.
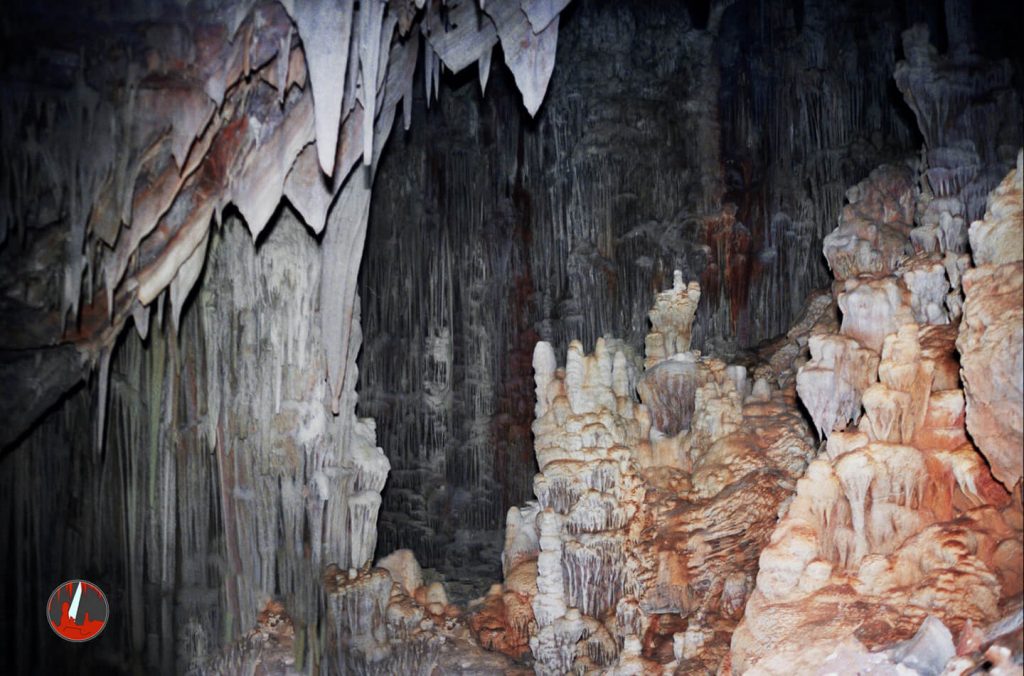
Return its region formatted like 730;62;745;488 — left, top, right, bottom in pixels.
0;0;577;451
469;273;822;674
465;53;1023;675
0;2;576;672
731;149;1024;676
958;155;1024;490
722;37;1022;672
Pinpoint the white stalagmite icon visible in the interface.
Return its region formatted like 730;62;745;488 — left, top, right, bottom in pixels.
68;582;83;622
48;579;109;642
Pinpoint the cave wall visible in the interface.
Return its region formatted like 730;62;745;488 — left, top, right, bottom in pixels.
359;0;920;585
0;209;387;673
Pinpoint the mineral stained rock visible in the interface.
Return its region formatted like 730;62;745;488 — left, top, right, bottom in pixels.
732;144;1023;674
3;6;1023;675
0;0;576;451
474;138;1023;673
958;152;1024;489
474;275;819;674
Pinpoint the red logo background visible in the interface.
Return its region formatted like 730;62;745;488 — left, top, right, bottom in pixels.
47;580;108;642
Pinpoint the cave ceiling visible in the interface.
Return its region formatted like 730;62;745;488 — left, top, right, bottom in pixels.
0;0;575;448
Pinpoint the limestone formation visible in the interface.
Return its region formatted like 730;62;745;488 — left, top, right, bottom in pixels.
725;34;1024;669
969;152;1024;268
644;271;702;366
822;164;916;280
837;275;915;353
733;143;1023;674
958;153;1024;489
796;334;879;438
0;0;577;450
474;272;817;674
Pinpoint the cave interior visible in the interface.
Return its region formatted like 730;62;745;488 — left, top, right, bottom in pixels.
1;0;1023;673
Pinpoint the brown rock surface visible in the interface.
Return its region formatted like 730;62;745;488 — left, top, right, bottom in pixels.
733;153;1024;674
958;260;1023;489
481;271;818;674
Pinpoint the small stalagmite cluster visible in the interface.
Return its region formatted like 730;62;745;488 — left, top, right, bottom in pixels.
464;270;824;673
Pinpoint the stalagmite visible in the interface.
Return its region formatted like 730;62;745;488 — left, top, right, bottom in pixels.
478;271;818;673
735;135;1023;673
644;272;702;366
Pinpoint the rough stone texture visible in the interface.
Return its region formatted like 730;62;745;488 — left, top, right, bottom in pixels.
377;548;425;598
475;273;818;674
837;275;915;354
956;154;1023;490
823;164;916;280
958;261;1024;490
734;127;1022;676
796;334;879;438
730;445;1017;674
726;24;1024;668
969;152;1024;267
360;0;919;586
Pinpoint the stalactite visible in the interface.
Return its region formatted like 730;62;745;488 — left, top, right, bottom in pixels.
281;0;353;177
484;0;560;117
358;0;389;167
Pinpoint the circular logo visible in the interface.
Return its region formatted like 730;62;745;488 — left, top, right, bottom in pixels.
47;580;109;642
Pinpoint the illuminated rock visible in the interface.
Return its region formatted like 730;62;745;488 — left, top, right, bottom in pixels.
644;271;702;366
